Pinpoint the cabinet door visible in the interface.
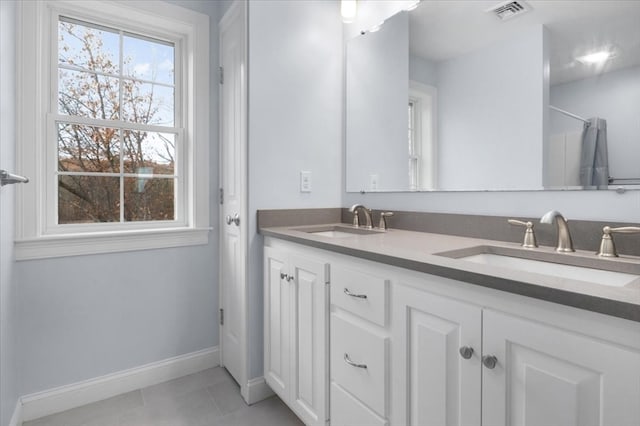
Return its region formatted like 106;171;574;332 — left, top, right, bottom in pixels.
483;309;640;426
391;283;482;426
263;247;290;401
290;254;329;426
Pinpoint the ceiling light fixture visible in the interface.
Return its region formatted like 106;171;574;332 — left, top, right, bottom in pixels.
341;0;357;24
576;50;615;65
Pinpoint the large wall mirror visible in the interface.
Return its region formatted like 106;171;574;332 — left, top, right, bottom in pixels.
345;1;640;192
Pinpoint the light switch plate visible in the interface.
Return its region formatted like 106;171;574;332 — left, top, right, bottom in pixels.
300;171;312;192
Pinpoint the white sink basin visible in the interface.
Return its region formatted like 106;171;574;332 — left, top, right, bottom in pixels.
461;253;638;287
295;225;382;238
310;230;364;238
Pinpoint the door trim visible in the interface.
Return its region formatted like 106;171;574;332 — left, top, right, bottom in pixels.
218;0;248;400
242;376;275;404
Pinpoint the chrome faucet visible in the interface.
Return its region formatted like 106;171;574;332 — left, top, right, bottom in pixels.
349;204;373;229
540;210;575;252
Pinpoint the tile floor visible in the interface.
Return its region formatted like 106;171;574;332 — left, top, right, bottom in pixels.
23;368;303;426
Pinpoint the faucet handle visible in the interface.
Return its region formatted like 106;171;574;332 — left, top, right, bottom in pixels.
508;219;538;248
597;226;640;257
378;211;394;230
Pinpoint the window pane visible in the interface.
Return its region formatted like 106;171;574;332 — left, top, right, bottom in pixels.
123;34;174;85
58;124;120;173
122;131;175;174
58;175;120;223
58;18;120;74
124;178;175;221
122;81;174;126
58;69;120;120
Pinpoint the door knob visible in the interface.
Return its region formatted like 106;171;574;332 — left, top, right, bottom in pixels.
225;213;240;226
482;355;498;369
459;346;474;359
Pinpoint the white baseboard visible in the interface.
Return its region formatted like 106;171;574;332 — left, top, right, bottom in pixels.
20;346;219;422
242;376;274;405
9;399;22;426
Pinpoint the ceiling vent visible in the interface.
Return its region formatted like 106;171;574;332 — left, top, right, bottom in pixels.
486;1;531;21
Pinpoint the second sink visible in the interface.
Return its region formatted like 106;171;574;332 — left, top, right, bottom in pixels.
436;245;640;288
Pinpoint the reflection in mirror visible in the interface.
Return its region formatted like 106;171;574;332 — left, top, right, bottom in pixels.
345;1;640;192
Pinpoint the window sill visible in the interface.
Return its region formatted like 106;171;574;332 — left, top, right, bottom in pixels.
15;227;211;260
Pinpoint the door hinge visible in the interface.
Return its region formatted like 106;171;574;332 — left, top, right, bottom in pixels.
219;308;224;326
219;66;224;85
219;188;224;205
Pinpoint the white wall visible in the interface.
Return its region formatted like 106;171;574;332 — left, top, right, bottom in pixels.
550;65;640;181
346;11;409;192
12;0;221;397
409;54;437;87
247;0;343;378
0;1;19;424
436;24;546;190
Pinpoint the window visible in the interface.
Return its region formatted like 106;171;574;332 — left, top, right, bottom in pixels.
408;81;438;191
408;99;420;191
56;17;179;224
16;1;210;259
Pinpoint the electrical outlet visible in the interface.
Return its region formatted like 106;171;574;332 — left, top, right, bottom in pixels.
370;174;379;190
300;171;312;192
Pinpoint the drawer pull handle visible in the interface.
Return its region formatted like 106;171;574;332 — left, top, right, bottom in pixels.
482;355;498;369
344;353;367;369
344;288;367;299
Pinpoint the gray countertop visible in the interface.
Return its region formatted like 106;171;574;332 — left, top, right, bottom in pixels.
260;224;640;322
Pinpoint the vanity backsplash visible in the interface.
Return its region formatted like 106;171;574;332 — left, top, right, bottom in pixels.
256;208;640;257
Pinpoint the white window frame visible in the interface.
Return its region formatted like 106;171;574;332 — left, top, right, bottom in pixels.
15;0;210;260
409;80;438;190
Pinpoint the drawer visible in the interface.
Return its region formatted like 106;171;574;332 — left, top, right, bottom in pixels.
331;264;388;326
331;382;388;426
331;313;388;415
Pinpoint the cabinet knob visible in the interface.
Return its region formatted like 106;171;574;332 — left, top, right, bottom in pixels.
482;355;498;369
459;346;474;359
280;272;287;280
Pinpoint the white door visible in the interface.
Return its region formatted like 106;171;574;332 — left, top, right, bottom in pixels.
483;309;640;426
219;1;246;389
263;247;290;400
289;255;329;426
391;283;482;426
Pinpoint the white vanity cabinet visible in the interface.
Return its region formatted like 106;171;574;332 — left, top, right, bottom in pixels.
482;309;640;426
329;262;391;426
392;281;640;426
391;283;482;426
263;237;640;426
263;245;329;426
